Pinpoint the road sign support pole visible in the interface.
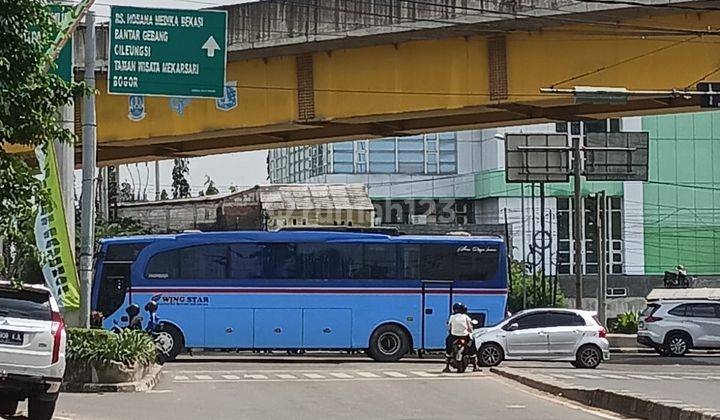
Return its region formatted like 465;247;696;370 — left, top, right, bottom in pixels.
155;161;161;201
596;191;607;327
531;183;537;307
79;11;96;329
539;183;546;307
573;136;584;309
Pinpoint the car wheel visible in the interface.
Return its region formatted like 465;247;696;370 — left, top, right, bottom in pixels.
28;396;57;420
0;399;19;416
156;323;185;363
478;343;504;367
665;333;690;357
368;324;410;362
575;345;602;369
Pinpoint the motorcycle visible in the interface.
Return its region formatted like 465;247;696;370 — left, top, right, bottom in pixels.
449;336;473;373
663;271;691;288
112;299;172;364
448;319;479;373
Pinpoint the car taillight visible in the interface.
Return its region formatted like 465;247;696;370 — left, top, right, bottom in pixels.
644;315;663;323
51;311;64;364
598;327;606;338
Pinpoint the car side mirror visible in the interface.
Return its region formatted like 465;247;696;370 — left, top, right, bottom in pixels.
120;316;129;322
506;323;519;332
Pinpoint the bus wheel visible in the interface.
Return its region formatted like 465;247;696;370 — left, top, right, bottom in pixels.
157;323;184;363
368;324;410;362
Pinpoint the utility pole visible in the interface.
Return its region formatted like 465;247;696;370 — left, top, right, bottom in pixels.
573;136;584;309
596;191;607;327
520;183;527;310
78;12;96;328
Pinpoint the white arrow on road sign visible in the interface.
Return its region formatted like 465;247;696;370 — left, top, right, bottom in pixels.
202;36;220;58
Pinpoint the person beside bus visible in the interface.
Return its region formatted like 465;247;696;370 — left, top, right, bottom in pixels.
443;302;477;373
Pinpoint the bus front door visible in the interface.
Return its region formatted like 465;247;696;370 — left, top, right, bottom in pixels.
422;281;453;350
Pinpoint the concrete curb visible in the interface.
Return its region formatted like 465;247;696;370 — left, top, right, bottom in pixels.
491;367;720;420
62;364;162;393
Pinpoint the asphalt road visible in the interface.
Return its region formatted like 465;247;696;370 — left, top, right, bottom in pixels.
43;355;623;420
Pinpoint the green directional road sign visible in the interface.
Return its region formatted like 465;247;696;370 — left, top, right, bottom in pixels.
51;5;73;82
108;6;227;98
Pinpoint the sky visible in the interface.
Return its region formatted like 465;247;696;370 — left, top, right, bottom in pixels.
76;0;270;198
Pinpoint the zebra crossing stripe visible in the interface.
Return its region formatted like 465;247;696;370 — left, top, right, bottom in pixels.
174;375;189;381
194;375;213;380
601;374;627;380
411;371;439;377
627;375;655;380
681;376;706;380
329;372;354;379
276;374;297;380
549;374;573;379
244;374;268;380
383;371;407;378
303;373;325;379
222;375;240;380
575;374;600;380
356;371;380;378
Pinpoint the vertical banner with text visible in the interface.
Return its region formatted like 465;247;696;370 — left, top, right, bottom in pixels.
34;145;80;311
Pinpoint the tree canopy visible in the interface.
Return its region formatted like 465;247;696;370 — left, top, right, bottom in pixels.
0;0;82;282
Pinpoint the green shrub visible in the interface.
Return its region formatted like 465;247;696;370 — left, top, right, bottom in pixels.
611;311;639;334
67;328;156;367
507;260;566;313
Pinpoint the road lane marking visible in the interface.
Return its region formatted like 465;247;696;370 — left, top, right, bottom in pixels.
276;374;297;379
549;373;574;379
355;371;380;378
708;376;720;380
601;374;627;380
174;375;189;381
383;371;407;378
329;372;353;379
244;374;269;380
411;371;439;377
194;375;213;380
222;375;240;380
303;373;325;379
680;376;706;380
655;375;677;380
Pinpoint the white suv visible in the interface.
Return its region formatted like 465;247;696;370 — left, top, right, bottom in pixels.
637;299;720;356
472;308;610;369
0;282;66;420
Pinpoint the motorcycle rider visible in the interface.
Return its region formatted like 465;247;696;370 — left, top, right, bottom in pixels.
443;302;477;373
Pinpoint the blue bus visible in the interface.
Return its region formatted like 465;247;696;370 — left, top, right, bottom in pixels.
92;231;508;361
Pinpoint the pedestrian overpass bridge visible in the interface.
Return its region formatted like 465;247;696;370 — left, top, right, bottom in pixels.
21;0;720;165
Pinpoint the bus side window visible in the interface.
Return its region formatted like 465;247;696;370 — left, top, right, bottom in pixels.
401;245;420;280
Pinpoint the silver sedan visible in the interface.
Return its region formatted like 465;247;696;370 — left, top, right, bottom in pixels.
472;308;610;369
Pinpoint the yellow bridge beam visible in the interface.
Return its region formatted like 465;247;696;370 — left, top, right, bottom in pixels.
29;11;720;165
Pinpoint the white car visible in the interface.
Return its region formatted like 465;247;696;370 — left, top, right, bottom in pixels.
472;308;610;369
637;299;720;356
0;282;66;420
